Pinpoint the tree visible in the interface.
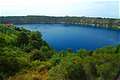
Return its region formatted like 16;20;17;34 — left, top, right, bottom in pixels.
29;31;43;49
0;37;6;48
16;32;29;47
30;46;53;61
0;47;29;79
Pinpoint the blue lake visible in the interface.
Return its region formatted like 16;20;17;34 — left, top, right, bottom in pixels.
16;24;120;51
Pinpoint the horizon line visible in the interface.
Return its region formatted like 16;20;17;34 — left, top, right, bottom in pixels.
0;15;119;19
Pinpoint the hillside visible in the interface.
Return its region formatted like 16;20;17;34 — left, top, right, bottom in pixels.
0;24;120;80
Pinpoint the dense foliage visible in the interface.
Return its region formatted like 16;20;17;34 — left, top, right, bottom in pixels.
0;24;120;80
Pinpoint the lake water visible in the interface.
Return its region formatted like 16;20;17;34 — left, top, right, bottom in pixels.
16;24;120;51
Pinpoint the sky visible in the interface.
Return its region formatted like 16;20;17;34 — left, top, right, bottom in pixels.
0;0;119;18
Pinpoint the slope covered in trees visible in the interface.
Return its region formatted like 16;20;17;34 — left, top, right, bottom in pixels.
0;16;120;29
0;24;120;80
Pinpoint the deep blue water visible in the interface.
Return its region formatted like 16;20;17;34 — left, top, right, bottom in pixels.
16;24;120;51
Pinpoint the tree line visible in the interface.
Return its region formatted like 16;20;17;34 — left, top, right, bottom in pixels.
0;16;120;29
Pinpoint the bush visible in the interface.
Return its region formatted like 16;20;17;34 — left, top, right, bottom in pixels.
0;47;30;78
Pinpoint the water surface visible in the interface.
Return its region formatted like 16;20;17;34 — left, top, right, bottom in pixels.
16;24;120;51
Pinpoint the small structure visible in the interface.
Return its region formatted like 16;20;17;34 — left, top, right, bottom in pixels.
4;21;13;27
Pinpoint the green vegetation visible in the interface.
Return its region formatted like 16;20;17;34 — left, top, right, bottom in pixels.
0;24;120;80
0;16;120;29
